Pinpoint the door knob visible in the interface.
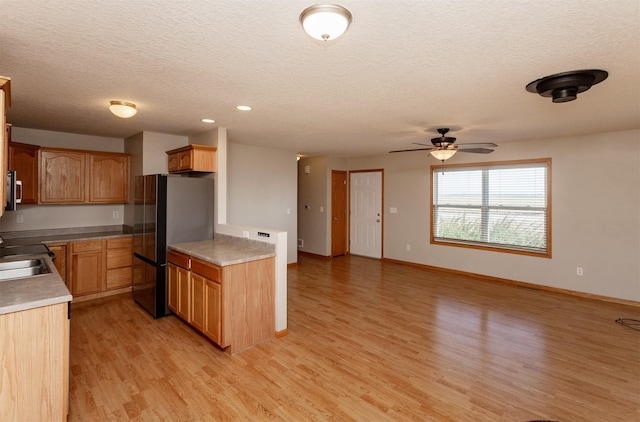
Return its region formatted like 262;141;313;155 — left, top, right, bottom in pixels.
376;219;381;222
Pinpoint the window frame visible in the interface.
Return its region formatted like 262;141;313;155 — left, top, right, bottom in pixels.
430;158;552;258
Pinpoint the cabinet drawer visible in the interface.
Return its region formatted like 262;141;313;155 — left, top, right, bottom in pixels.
106;236;132;249
106;248;132;269
191;258;220;282
106;267;132;289
168;250;190;269
71;239;102;253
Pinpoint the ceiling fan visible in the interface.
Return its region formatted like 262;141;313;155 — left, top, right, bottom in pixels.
389;128;497;162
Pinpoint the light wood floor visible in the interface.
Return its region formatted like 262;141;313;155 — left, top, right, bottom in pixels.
68;254;640;421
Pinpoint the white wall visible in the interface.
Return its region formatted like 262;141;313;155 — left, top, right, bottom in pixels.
349;130;640;301
298;129;640;302
226;142;298;264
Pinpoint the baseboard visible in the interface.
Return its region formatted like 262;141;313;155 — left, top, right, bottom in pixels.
382;257;640;308
72;286;132;303
298;251;331;259
275;328;288;338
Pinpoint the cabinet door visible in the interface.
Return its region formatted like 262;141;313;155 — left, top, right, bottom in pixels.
0;79;10;218
40;150;85;203
204;280;222;345
46;243;67;286
167;263;178;313
8;142;39;204
190;273;205;332
89;153;129;203
70;251;103;295
167;152;180;173
176;266;190;321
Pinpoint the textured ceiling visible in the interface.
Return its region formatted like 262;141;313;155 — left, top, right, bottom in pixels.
1;0;639;157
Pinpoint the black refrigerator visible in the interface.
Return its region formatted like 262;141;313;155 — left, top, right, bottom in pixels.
132;174;214;318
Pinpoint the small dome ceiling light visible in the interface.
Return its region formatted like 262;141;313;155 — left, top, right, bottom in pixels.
201;118;216;123
109;101;137;118
236;105;252;111
526;69;608;103
300;4;352;41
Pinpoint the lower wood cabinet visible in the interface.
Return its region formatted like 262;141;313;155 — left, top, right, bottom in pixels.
0;301;69;420
167;249;275;354
67;236;132;298
70;240;103;296
46;242;68;286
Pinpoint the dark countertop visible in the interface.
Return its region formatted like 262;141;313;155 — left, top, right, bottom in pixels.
1;225;132;247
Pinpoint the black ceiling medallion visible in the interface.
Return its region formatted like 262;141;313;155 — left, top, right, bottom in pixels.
526;69;608;103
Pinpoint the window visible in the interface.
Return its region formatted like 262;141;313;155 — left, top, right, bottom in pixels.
431;159;551;257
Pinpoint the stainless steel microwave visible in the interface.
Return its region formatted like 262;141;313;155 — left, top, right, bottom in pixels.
5;170;22;211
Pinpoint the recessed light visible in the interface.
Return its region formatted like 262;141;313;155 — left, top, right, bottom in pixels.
201;118;216;123
236;105;252;111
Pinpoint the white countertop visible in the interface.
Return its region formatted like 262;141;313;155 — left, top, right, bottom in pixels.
0;254;72;316
169;239;275;266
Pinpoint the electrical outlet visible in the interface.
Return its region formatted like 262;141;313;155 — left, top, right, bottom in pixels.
112;211;119;219
16;214;24;224
576;267;583;276
242;231;250;238
406;244;411;251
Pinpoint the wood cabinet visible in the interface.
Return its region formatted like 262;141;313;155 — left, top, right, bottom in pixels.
0;76;11;217
9;141;39;204
67;235;133;298
46;242;68;286
39;147;129;204
167;250;190;320
166;144;216;173
40;149;86;203
89;153;129;203
168;249;275;354
105;237;133;290
69;239;103;295
0;301;69;420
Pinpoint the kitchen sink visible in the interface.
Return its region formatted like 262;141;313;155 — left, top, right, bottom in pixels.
0;258;50;281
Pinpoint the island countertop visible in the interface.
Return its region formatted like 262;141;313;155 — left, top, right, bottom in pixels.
168;238;275;267
0;254;72;316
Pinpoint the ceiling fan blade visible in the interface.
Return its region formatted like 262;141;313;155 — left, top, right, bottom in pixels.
389;147;436;153
455;142;498;149
412;142;434;147
457;148;495;154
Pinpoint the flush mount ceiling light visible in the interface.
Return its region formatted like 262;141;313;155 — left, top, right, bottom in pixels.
109;101;137;118
300;4;352;41
201;118;216;123
526;69;608;103
236;105;252;111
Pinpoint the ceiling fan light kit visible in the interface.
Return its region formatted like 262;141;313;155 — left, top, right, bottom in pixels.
526;69;608;103
389;128;497;162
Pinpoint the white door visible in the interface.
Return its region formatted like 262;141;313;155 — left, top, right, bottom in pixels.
350;171;382;258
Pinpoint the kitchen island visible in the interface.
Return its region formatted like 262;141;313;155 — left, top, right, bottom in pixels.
168;235;276;354
0;252;71;421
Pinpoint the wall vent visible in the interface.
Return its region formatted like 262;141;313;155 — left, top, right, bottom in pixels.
297;239;304;248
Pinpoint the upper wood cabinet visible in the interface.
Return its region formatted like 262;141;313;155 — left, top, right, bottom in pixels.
9;142;39;204
89;153;129;203
166;144;216;173
39;147;130;204
0;76;11;217
40;149;86;203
